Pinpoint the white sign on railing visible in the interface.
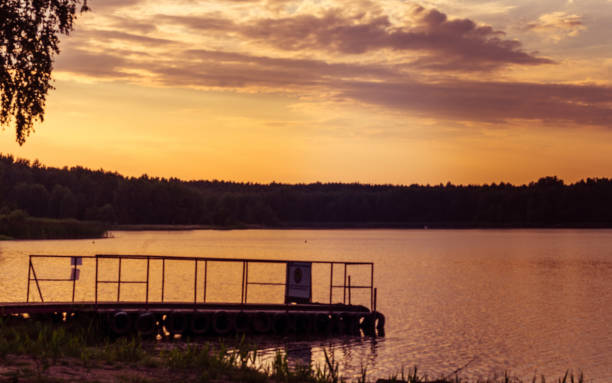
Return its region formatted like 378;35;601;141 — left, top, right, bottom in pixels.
285;262;311;303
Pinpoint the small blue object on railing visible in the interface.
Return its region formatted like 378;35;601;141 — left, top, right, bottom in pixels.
71;257;82;266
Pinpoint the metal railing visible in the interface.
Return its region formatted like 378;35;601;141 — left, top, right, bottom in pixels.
26;255;96;305
26;254;376;310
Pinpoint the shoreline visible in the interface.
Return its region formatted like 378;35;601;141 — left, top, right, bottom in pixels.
111;223;612;231
3;222;612;241
0;319;587;383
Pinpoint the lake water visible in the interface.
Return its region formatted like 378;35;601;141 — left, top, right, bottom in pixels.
1;229;612;381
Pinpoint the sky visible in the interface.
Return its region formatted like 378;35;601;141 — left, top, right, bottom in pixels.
1;0;611;185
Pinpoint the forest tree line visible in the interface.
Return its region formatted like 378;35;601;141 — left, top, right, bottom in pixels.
1;154;612;228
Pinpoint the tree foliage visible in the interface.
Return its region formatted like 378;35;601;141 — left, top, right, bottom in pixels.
2;154;612;228
0;0;87;144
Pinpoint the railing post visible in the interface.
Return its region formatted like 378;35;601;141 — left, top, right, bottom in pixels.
161;258;165;302
117;257;122;302
71;262;77;303
329;263;334;304
30;261;44;303
241;261;246;304
194;259;198;305
26;257;32;303
146;256;150;305
244;261;249;304
95;255;99;306
203;260;207;303
343;263;347;304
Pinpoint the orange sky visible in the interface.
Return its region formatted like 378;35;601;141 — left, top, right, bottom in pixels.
1;0;611;185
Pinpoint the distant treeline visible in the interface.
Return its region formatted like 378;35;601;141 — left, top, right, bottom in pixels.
1;154;612;228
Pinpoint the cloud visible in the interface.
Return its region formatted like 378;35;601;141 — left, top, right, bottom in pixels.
82;29;176;46
157;15;237;32
87;0;145;11
54;49;132;78
52;2;612;130
337;80;612;127
108;16;159;34
162;6;552;70
147;49;398;88
54;44;612;129
527;12;586;41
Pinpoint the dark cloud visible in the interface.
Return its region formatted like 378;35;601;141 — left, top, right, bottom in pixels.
157;15;237;31
153;49;611;127
54;49;131;78
87;0;145;11
148;49;398;88
109;16;159;34
54;4;610;129
82;29;176;46
337;80;612;127
56;45;609;128
162;6;552;70
245;7;552;68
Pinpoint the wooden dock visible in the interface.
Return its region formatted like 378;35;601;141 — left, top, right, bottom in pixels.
1;254;386;338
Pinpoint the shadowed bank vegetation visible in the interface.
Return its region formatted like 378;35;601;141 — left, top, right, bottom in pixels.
2;154;612;230
0;317;586;383
0;209;108;240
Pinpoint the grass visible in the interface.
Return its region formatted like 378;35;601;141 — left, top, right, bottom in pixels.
0;317;588;383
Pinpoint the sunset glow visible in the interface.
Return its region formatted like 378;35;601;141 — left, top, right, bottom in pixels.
1;0;611;185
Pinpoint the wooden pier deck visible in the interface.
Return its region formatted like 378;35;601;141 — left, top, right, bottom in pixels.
1;254;385;337
0;301;370;316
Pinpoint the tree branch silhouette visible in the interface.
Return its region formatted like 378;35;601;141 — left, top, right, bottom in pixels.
0;0;88;145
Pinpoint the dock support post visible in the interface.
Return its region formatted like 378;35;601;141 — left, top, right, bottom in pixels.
374;287;377;312
348;276;351;305
370;264;374;311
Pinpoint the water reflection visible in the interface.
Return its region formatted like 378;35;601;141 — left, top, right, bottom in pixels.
286;343;312;368
255;336;382;381
2;230;612;381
